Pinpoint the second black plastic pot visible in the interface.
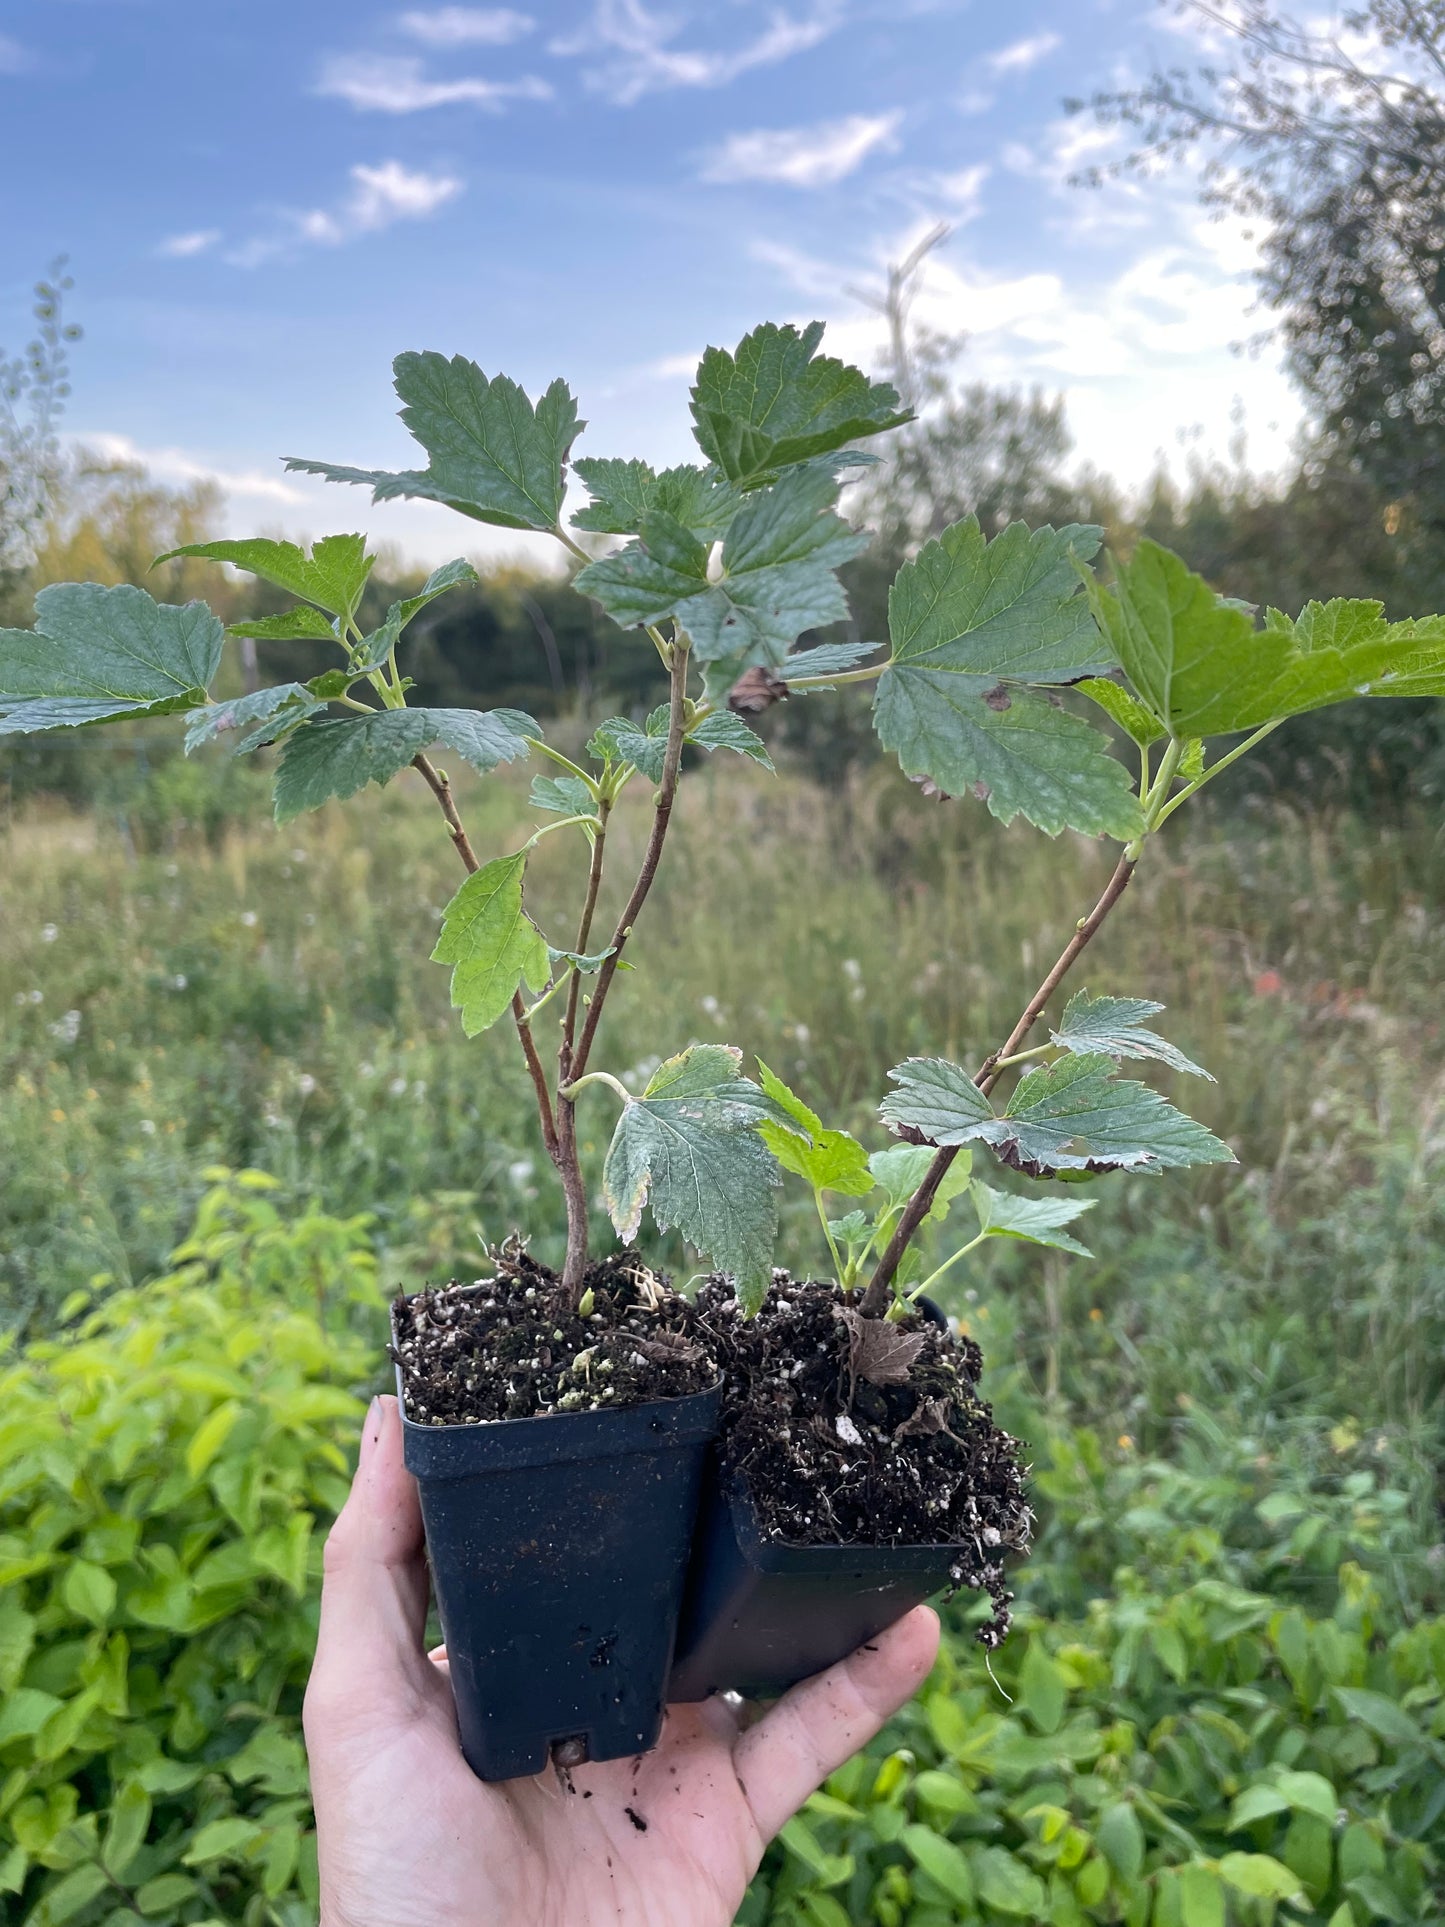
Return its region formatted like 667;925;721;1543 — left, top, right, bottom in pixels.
669;1297;960;1703
399;1362;721;1781
667;1468;956;1702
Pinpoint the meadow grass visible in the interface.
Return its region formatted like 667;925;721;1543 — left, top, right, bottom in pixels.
2;745;1443;1592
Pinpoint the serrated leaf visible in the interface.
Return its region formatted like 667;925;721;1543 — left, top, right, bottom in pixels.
688;710;774;769
531;773;595;815
874;518;1140;838
755;1060;873;1196
184;684;324;754
352;557;482;670
286;353;583;532
0;583;224;733
881;1053;1234;1176
1052;989;1213;1079
1090;542;1445;739
690;320;910;486
576;466;864;665
431;852;550;1036
782;640;881;682
227;606;339;643
589;707;671;781
271;705;533;822
157;534;373;618
601;1045;783;1308
547;944;614;973
571;458;740;537
971;1180;1095;1256
1077;673;1165;745
867;1143;973;1220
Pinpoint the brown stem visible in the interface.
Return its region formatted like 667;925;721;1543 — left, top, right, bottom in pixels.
559;642;690;1295
553;798;611;1289
859;849;1138;1317
412;752;558;1157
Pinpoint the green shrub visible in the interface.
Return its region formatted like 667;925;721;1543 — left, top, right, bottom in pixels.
744;1564;1445;1926
0;1172;381;1926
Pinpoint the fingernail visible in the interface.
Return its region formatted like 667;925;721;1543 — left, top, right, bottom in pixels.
359;1395;384;1467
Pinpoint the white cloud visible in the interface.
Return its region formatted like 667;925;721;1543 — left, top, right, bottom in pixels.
397;7;535;44
985;30;1061;76
0;34;32;75
225;161;462;266
83;433;307;507
317;53;551;112
701;111;901;188
554;0;842;107
157;229;222;259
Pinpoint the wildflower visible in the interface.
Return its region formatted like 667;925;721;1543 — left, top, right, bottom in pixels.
51;1108;66;1123
139;1119;156;1136
699;994;721;1018
40;923;57;943
241;911;258;928
508;1159;535;1186
842;958;862;984
171;974;188;991
792;1022;811;1046
1118;1434;1134;1450
389;1076;408;1096
291;848;307;863
297;1073;317;1097
48;1009;81;1045
1089;1307;1103;1322
28;989;42;1004
1253;969;1283;996
359;1062;375;1078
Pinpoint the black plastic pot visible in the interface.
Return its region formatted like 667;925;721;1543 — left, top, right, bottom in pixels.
669;1297;958;1703
398;1361;721;1781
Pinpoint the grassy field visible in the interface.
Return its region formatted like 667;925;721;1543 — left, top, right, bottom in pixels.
4;741;1445;1923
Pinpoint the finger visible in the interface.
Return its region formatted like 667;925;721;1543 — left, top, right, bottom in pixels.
733;1607;940;1842
306;1396;436;1729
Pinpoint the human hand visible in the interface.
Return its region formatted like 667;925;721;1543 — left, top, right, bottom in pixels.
305;1395;940;1927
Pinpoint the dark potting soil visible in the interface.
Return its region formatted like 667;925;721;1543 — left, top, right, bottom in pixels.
693;1275;1034;1645
391;1242;715;1425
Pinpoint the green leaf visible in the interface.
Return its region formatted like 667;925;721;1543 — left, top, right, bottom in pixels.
226;605;339;643
755;1060;873;1197
588;707;671;781
1090;543;1445;738
62;1560;116;1626
880;1053;1234;1176
1274;1769;1339;1822
867;1143;973;1220
1177;1865;1226;1927
182;1817;263;1866
1217;1852;1305;1901
135;1874;198;1916
971;1180;1095;1257
874;516;1144;837
972;1846;1048;1917
101;1783;151;1879
782;640;881;682
548;944;614;974
601;1045;783;1310
572;458;740;537
1018;1639;1067;1734
286;353;583;532
272;706;534;822
531;774;595;815
1229;1784;1291;1830
0;583;224;734
1094;1803;1146;1882
184;684;324;755
1333;1686;1425;1746
1076;673;1167;745
157;533;373;618
577;467;865;666
352;558;482;671
688;709;773;769
33;1863;110;1924
690;320;910;486
900;1824;975;1908
431;852;550;1037
1051;990;1212;1079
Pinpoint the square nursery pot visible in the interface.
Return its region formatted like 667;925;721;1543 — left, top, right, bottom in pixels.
669;1298;960;1704
396;1329;721;1781
666;1467;957;1703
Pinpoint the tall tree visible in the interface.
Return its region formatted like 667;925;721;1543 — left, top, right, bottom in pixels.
1073;2;1445;526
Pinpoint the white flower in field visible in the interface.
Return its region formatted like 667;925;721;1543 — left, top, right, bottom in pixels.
291;848;307;864
40;923;57;943
297;1073;318;1097
389;1076;408;1097
240;911;258;928
508;1159;535;1186
48;1009;81;1045
699;994;721;1019
139;1118;156;1135
792;1022;811;1045
359;1062;375;1078
842;958;862;984
303;913;316;926
164;862;179;877
171;974;188;991
264;1112;283;1128
27;989;42;1005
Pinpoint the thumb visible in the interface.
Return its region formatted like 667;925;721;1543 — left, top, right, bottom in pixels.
305;1395;439;1735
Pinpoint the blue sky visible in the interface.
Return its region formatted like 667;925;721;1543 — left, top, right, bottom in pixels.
1;0;1304;567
